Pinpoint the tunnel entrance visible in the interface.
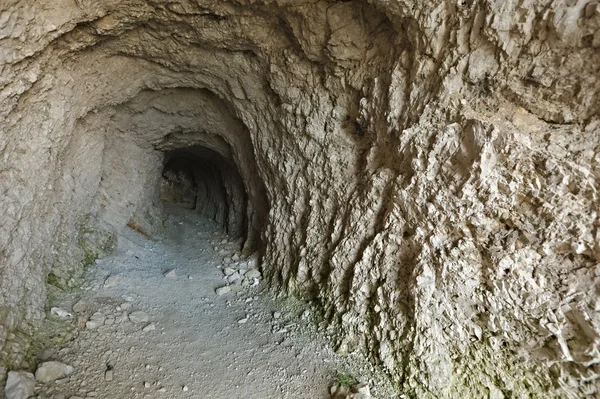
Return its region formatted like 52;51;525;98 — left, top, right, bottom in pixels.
160;146;249;243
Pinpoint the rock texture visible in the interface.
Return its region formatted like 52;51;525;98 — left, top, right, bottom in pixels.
1;0;599;397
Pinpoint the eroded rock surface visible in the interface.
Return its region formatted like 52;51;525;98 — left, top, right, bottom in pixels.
1;0;599;397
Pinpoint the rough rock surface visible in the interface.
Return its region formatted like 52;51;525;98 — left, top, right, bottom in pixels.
3;371;35;399
1;0;599;397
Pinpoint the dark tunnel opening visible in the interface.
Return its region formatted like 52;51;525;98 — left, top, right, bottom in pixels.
160;146;249;244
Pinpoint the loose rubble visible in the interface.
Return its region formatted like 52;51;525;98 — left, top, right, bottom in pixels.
22;209;395;398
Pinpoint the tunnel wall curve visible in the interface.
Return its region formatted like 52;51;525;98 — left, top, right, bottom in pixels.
1;1;599;397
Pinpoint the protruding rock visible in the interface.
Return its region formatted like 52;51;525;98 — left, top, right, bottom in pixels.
4;371;35;399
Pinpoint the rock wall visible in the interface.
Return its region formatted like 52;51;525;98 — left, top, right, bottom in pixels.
1;0;599;397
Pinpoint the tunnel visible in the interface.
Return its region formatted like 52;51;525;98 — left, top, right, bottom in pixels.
1;1;600;398
161;146;251;243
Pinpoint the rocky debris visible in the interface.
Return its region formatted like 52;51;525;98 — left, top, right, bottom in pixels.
220;260;262;289
4;371;35;399
51;307;73;318
163;269;177;278
142;323;156;332
128;311;149;324
330;382;371;399
35;361;75;383
103;275;122;288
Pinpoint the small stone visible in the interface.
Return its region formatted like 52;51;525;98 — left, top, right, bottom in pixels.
232;254;240;261
103;274;122;288
35;361;75;383
51;307;73;318
72;299;88;313
273;312;281;319
120;302;133;310
129;311;149;324
104;318;115;326
86;320;102;330
163;269;177;278
355;383;370;395
244;268;261;279
142;323;156;332
223;267;236;276
238;317;248;324
4;371;35;399
104;369;113;382
215;286;231;296
227;273;242;283
144;381;151;388
182;386;189;392
188;276;193;280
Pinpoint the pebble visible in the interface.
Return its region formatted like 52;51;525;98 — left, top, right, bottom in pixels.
104;369;113;382
182;386;189;392
215;286;231;296
142;323;156;332
273;312;281;319
35;361;75;383
129;311;149;324
163;269;177;278
238;317;249;324
245;268;259;278
103;275;123;288
4;370;35;399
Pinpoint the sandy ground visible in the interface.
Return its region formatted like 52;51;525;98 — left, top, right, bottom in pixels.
32;208;397;399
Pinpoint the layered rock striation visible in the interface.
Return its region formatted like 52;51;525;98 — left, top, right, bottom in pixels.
1;0;599;397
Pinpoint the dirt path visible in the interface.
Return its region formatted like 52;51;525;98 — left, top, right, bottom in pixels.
32;208;396;399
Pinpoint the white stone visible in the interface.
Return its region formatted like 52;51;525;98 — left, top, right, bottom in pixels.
163;269;177;278
51;307;73;318
35;361;75;383
142;323;156;332
215;286;231;296
4;371;35;399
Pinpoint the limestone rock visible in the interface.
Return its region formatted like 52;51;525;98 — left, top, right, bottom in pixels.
128;311;149;324
0;0;598;397
4;371;35;399
215;286;231;296
35;361;75;383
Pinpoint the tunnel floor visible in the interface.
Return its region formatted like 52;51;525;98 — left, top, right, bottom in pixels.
33;208;395;399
